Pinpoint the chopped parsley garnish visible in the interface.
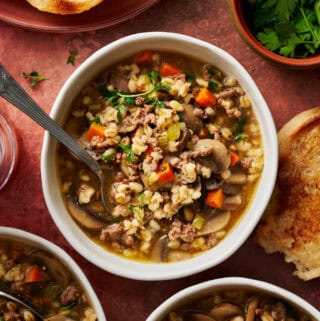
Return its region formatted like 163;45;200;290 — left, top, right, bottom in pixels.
22;71;48;88
118;144;136;163
100;71;170;109
67;49;78;65
208;79;221;91
233;117;247;143
101;152;115;163
246;0;320;58
206;66;215;76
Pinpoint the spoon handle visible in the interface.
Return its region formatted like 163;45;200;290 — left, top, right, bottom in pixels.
0;64;100;175
0;288;44;320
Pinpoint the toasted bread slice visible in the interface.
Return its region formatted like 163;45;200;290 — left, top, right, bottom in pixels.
26;0;104;15
256;107;320;280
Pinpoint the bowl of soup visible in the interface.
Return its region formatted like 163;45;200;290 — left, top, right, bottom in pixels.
0;227;106;321
147;277;319;321
41;32;278;280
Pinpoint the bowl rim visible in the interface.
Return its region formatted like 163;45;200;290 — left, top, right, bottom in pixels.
0;226;106;321
41;31;278;280
229;0;320;68
0;113;18;190
146;277;320;320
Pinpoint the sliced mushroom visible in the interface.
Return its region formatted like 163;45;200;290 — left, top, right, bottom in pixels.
190;313;217;321
150;235;168;262
192;139;230;173
197;211;231;236
226;172;247;185
66;198;106;231
245;297;259;321
167;250;194;262
176;127;192;152
209;303;242;321
28;250;70;287
222;183;242;195
222;195;242;210
183;104;203;134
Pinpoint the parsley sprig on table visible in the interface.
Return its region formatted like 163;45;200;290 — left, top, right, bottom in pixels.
67;49;78;65
246;0;320;58
22;71;48;88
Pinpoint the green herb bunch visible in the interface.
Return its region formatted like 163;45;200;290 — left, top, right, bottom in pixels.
247;0;320;58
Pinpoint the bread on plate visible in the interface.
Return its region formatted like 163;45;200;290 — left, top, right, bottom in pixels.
256;107;320;281
26;0;104;15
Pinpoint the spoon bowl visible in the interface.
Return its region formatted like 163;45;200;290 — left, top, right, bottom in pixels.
0;64;113;214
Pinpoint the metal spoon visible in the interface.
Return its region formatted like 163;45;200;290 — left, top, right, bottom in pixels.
0;288;73;321
0;64;113;214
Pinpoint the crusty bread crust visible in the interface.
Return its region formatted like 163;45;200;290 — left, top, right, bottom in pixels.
26;0;104;15
256;107;320;280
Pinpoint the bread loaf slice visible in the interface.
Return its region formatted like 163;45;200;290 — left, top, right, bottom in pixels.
256;107;320;280
26;0;104;15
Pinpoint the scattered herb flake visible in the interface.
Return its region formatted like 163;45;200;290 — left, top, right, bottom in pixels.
22;71;48;88
67;49;78;65
118;144;136;163
233;117;247;143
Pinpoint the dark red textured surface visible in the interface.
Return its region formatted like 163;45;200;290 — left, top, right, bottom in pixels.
0;1;320;320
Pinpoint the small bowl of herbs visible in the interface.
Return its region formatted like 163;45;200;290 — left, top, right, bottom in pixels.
230;0;320;68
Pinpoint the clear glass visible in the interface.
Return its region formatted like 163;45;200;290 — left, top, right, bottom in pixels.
0;113;18;190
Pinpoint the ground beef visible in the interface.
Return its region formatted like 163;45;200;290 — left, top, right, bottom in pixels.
216;88;238;98
168;220;196;243
60;285;80;305
100;224;123;242
100;224;136;249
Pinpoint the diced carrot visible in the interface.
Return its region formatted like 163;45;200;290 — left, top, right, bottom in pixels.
198;127;208;138
230;151;240;166
25;265;42;283
157;161;175;185
195;87;217;107
159;62;181;77
206;189;224;208
134;50;153;65
86;123;106;141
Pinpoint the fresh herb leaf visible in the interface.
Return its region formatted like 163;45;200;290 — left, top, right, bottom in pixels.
257;28;282;51
206;66;215;76
208;79;222;91
67;49;78;65
233;117;247;143
279;34;304;56
101;152;115;163
22;71;47;88
118;144;136;163
248;0;320;58
124;97;136;105
116;109;122;124
274;0;298;22
89;118;101;124
62;301;77;310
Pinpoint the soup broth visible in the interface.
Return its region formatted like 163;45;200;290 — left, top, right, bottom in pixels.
0;238;97;321
57;50;264;262
161;288;315;321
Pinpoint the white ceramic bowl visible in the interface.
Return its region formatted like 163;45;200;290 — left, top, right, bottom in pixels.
41;32;278;280
147;277;320;320
0;227;106;321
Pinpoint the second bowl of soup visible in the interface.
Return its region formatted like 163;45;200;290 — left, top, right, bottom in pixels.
41;32;278;280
